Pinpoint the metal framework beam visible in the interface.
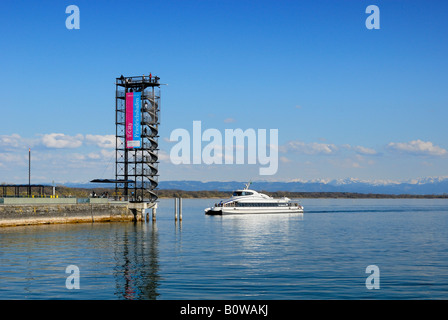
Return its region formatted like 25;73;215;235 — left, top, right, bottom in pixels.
115;75;161;203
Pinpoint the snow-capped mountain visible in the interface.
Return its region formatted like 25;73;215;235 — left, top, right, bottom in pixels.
157;176;448;195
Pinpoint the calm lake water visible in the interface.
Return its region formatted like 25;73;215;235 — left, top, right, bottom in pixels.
1;198;448;300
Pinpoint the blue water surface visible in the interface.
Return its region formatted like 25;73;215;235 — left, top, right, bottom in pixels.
1;198;447;299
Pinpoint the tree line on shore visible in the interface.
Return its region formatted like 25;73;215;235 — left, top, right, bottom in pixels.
155;189;448;199
1;185;447;199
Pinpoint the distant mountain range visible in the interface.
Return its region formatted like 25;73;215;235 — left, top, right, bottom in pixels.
66;176;448;195
156;177;448;195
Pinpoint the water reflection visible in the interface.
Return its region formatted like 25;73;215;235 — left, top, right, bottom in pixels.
213;212;303;234
112;222;160;300
205;212;305;271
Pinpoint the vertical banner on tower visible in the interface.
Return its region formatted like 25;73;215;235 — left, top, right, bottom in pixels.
125;92;142;148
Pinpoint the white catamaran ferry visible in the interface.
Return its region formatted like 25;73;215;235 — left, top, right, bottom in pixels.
204;183;304;215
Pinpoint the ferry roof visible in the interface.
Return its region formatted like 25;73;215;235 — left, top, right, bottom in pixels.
225;189;290;202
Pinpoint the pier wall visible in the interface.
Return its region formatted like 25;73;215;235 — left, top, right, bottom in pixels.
0;199;136;227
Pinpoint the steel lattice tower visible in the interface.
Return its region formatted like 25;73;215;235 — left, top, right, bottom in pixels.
115;75;160;203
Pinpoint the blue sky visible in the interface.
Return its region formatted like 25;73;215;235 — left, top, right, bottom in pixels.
0;0;447;184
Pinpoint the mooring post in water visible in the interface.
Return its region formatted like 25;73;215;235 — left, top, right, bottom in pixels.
174;197;178;221
179;197;182;221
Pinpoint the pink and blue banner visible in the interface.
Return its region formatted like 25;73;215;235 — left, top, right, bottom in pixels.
125;92;142;148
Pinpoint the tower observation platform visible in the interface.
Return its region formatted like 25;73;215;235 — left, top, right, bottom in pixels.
114;74;161;204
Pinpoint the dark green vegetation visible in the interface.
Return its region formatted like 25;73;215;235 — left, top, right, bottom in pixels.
2;185;446;199
156;190;448;199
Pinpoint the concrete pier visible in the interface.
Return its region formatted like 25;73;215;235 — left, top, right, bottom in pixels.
152;205;157;221
0;198;156;227
127;201;157;222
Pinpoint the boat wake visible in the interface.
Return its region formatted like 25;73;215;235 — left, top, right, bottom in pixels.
306;207;443;214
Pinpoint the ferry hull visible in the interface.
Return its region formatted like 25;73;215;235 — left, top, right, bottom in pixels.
205;207;303;215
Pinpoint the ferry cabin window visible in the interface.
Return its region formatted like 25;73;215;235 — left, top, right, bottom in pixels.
237;203;282;207
233;191;254;196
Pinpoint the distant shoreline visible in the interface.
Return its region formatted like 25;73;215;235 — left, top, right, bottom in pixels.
156;190;448;199
5;186;446;200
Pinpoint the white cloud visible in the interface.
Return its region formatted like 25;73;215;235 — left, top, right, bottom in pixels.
158;149;171;162
41;133;83;149
85;134;115;149
353;146;377;155
223;118;236;123
280;156;292;163
1;133;115;150
71;153;86;160
87;152;101;159
100;149;114;159
328;158;362;169
341;144;377;155
0;133;119;183
0;134;39;150
281;140;338;155
387;140;447;156
0;152;24;163
0;134;23;148
282;141;380;158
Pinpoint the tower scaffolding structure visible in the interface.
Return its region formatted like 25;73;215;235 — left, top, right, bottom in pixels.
115;74;161;203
